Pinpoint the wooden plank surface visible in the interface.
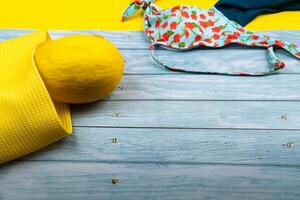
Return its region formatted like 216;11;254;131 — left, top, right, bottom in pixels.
51;31;300;75
112;74;300;100
72;101;300;129
25;127;300;166
0;30;299;74
1;30;300;200
1;161;300;200
1;30;300;49
50;30;300;49
121;49;300;74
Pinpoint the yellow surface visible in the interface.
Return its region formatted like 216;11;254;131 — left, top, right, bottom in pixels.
0;0;299;31
0;31;72;164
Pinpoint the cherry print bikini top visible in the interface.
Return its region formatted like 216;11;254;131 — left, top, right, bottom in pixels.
122;0;300;76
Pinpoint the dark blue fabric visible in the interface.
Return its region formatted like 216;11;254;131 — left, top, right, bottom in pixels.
215;0;300;26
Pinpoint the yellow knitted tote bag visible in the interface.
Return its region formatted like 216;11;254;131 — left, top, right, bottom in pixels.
0;30;72;164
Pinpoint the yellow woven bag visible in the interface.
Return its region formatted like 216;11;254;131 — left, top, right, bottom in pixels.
0;31;72;164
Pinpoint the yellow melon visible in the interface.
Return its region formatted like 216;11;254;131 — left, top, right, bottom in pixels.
34;34;124;104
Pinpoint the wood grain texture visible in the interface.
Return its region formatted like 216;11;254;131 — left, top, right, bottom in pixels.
0;30;299;74
121;49;300;74
110;74;300;100
72;101;300;129
1;30;300;200
24;127;300;166
1;30;300;49
50;30;300;50
1;161;300;200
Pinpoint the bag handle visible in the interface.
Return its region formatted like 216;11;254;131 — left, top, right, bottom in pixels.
149;43;286;76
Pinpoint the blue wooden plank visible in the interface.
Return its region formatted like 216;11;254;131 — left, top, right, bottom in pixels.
24;127;300;166
120;49;300;74
1;161;300;200
1;29;300;49
50;30;300;50
1;30;299;74
109;74;300;100
1;29;300;200
1;29;299;51
72;101;300;129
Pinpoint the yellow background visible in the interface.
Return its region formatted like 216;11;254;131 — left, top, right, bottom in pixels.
0;0;299;30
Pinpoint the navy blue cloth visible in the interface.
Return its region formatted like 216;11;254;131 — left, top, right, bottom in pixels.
215;0;300;26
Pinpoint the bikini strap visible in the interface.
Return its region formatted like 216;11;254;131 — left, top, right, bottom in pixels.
149;43;286;76
122;0;160;21
272;40;300;59
236;32;300;60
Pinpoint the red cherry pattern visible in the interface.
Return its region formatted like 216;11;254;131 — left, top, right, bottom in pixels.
122;0;300;76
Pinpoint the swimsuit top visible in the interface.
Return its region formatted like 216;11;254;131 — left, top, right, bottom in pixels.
122;0;300;75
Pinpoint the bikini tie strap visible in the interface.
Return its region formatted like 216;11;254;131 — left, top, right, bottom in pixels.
122;0;159;21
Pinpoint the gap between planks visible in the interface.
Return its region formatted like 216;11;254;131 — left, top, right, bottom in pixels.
72;125;300;131
14;160;300;168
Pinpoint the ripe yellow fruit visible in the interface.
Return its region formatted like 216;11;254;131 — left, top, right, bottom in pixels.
34;34;124;104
